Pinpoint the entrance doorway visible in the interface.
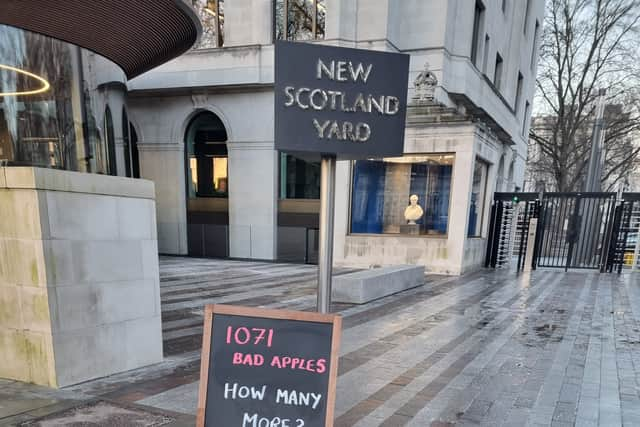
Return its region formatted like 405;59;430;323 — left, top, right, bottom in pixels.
184;111;229;257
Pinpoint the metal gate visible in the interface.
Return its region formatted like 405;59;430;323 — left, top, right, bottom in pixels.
486;192;640;272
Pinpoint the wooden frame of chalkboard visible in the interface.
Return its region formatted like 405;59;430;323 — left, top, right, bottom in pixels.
197;304;342;427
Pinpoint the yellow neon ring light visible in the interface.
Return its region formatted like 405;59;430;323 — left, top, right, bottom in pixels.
0;64;50;97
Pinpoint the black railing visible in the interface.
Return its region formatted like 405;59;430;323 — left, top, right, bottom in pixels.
486;192;640;273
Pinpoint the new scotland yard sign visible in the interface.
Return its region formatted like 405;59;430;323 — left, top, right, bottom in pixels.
275;41;410;160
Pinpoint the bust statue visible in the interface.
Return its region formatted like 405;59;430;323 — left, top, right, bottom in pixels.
404;194;424;224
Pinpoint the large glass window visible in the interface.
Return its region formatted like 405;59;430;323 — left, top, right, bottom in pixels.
468;158;489;237
280;153;320;199
275;0;326;41
101;107;117;176
129;123;140;178
350;155;454;236
0;24;120;174
185;112;228;198
192;0;224;48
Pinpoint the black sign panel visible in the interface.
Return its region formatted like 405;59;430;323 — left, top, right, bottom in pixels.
275;40;410;160
197;305;342;427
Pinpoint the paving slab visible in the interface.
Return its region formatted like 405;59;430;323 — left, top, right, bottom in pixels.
1;257;640;426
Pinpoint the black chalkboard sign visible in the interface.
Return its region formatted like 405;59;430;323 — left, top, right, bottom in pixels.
197;305;342;427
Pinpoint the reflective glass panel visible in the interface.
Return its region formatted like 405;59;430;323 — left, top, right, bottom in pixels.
468;158;489;237
279;153;320;199
185;111;229;198
192;0;224;48
0;24;121;174
275;0;325;41
350;155;454;236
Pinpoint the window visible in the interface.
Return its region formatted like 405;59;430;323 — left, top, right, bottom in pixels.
507;160;515;187
129;123;140;178
122;109;132;178
523;101;530;136
493;52;503;89
275;0;326;41
530;20;540;69
185;112;229;198
468;158;488;237
482;34;490;74
350;154;454;236
470;1;485;66
99;107;117;176
280;153;320;199
515;72;524;115
523;0;531;34
496;155;505;191
192;0;224;48
0;24;124;174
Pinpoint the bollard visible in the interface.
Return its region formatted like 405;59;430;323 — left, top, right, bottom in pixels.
523;218;538;272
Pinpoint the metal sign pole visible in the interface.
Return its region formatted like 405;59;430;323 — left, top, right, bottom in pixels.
317;154;336;313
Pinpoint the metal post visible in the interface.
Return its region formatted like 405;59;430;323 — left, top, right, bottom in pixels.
585;89;607;192
317;155;336;313
633;204;640;271
523;218;538;272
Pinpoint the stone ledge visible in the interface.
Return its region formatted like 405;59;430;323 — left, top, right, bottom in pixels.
0;167;155;200
332;265;425;304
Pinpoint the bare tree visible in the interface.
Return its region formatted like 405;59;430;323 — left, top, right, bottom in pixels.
529;0;640;192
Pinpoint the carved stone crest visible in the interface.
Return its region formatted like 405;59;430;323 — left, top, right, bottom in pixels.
191;93;209;108
413;62;438;103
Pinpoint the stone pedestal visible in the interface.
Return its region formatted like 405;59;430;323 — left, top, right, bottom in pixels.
399;224;421;235
0;167;163;387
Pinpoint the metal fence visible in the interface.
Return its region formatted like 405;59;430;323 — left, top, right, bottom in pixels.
486;192;640;273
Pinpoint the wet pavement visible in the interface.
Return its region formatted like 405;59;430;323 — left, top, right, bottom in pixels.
2;257;640;426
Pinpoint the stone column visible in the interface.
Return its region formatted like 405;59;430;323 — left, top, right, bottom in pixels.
227;142;277;260
447;144;475;274
137;142;188;255
0;167;163;387
332;160;352;264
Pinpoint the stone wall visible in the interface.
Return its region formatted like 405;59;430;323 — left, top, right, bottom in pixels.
0;167;162;387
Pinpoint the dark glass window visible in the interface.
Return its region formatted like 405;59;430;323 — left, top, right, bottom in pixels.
279;153;320;199
275;0;326;41
531;20;540;69
101;107;117;176
129;123;140;178
524;0;531;34
470;1;485;66
122;108;132;178
523;101;530;136
468;158;488;237
482;34;490;74
0;24;119;174
350;155;454;236
185;112;229;198
515;72;524;115
494;52;504;90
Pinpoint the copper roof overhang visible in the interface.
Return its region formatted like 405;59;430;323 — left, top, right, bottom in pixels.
0;0;201;79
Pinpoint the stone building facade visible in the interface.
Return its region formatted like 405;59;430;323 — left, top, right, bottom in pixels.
127;0;544;274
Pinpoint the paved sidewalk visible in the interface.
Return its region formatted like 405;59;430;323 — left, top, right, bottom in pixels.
2;257;640;426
